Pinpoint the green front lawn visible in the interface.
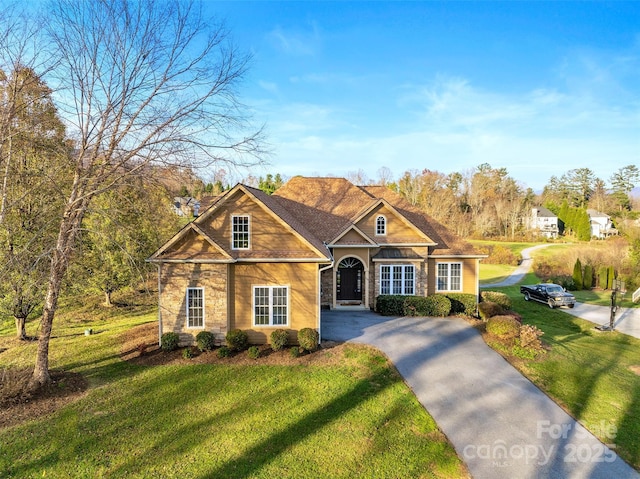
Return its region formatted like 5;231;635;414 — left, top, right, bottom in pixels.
0;295;466;479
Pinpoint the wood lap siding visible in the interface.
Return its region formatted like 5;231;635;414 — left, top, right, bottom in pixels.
231;262;319;345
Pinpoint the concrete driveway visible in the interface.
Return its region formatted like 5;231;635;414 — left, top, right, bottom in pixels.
322;309;639;479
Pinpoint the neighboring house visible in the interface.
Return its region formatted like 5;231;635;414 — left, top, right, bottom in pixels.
525;206;560;239
173;197;201;217
587;209;617;239
149;177;485;346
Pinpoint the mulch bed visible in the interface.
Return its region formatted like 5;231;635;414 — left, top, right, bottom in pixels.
120;322;346;367
0;369;88;429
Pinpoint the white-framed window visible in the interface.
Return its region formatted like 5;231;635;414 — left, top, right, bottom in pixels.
437;263;462;292
186;287;204;328
376;215;386;236
379;265;415;295
232;215;250;249
253;286;289;326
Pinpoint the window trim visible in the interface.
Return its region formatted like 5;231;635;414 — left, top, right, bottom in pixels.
252;285;290;327
379;264;415;295
186;287;205;329
375;215;387;236
436;262;463;292
231;215;250;250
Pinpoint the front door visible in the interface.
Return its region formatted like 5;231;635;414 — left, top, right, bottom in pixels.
337;258;363;301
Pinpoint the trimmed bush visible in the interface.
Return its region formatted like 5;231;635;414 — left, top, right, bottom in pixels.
376;295;405;316
478;301;504;321
423;295;452;317
216;346;230;358
402;296;429;316
195;331;216;352
270;329;289;352
247;346;260;360
446;293;478;317
486;315;521;339
377;294;452;317
182;347;194;359
298;328;319;352
480;291;512;310
160;332;180;352
290;346;301;358
226;329;249;351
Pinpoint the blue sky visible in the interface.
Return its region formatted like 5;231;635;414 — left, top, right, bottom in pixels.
212;1;639;191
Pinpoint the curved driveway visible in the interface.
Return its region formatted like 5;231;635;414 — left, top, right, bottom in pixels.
322;310;639;479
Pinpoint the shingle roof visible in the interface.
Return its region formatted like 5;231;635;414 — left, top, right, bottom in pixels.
274;177;481;256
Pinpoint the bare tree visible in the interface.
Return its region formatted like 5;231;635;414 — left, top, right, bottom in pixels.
29;0;265;388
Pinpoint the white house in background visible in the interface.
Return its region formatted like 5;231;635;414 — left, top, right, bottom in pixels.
526;206;560;238
587;209;617;239
173;197;201;217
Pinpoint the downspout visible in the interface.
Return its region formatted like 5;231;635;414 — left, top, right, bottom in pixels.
318;261;334;343
157;263;163;347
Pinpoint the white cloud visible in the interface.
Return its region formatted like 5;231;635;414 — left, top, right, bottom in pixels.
267;23;320;56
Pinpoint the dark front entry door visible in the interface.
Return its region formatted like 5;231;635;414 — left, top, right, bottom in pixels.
337;259;363;301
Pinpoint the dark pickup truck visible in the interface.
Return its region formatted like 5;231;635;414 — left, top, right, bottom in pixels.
520;283;576;309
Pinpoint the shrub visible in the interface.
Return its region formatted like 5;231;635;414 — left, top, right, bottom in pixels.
298;328;319;352
598;266;609;289
423;295;452;317
486;315;521;340
270;329;289;352
290;346;301;358
519;324;544;350
216;346;230;358
376;295;405;316
485;245;519;266
480;291;512;310
478;301;504;321
160;332;179;352
549;275;576;291
572;258;583;290
182;347;194;359
583;264;593;289
446;293;478;317
401;296;426;316
226;329;249;351
195;331;216;352
247;346;260;360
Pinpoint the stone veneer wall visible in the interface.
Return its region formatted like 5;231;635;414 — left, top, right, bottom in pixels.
158;263;228;346
320;269;333;308
371;260;428;310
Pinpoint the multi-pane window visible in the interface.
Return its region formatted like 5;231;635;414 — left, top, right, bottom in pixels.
232;215;250;249
254;286;289;326
380;265;415;295
186;287;204;328
437;263;462;292
376;215;386;236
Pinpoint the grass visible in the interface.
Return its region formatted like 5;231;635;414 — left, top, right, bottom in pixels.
482;273;640;470
0;291;466;479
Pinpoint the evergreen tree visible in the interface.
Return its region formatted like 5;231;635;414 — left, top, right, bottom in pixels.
573;258;583;290
583;264;593;289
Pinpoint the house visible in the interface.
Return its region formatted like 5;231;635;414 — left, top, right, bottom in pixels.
173;197;201;217
149;177;485;346
587;209;617;239
525;206;560;239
